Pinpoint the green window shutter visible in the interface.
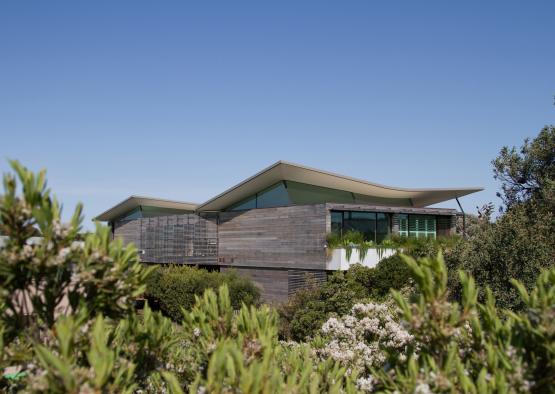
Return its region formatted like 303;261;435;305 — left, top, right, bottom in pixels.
408;215;436;239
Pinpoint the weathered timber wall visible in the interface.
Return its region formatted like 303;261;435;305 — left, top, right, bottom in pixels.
220;266;289;303
218;204;328;271
113;219;141;247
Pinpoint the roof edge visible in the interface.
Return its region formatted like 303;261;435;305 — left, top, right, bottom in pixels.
93;195;198;222
195;160;484;211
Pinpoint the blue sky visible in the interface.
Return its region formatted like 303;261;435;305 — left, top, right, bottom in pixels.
1;1;554;228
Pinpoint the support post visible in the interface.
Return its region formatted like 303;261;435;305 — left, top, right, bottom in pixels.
455;197;466;237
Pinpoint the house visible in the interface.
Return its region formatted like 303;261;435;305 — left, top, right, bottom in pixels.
94;161;482;302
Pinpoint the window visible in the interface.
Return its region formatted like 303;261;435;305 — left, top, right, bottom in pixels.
398;214;436;238
376;213;389;243
409;215;436;238
344;211;377;241
256;182;290;208
287;181;354;205
225;180;413;211
119;207;142;221
228;195;256;211
331;211;343;235
399;214;409;237
331;210;390;243
228;182;290;211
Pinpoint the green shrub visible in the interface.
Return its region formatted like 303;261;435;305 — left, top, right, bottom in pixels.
279;267;372;341
314;253;555;393
446;201;555;309
279;238;458;341
366;253;413;299
444;124;555;310
146;265;260;321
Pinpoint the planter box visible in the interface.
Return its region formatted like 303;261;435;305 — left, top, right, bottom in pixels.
326;247;396;270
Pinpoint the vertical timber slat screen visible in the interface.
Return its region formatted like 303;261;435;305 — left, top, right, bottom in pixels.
139;213;218;264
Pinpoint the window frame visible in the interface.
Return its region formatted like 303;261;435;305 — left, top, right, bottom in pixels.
330;210;391;244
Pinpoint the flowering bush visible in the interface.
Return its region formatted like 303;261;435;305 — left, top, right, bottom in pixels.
315;253;554;392
318;302;413;373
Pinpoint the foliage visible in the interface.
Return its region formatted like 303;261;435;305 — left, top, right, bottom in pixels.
27;305;188;392
0;161;151;337
0;161;357;392
278;269;371;341
281;236;461;342
2;160;555;392
445;124;555;310
179;285;358;393
145;265;260;321
363;254;413;300
327;231;373;261
327;230;462;263
317;253;555;393
493;125;555;210
0;161;181;392
446;193;555;311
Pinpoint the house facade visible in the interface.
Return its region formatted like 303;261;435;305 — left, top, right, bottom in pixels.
94;161;482;302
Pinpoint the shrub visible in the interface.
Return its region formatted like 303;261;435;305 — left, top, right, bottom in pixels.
365;254;413;300
0;161;182;392
279;267;372;341
279;237;460;341
315;253;555;393
446;201;555;309
444;125;555;310
146;265;260;321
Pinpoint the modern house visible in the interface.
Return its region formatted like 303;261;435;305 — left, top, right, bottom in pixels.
94;161;482;302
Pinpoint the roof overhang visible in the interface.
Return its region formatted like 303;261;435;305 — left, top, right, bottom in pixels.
196;161;483;211
93;196;197;222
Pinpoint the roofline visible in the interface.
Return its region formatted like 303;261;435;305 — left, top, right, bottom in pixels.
195;160;484;211
93;195;198;222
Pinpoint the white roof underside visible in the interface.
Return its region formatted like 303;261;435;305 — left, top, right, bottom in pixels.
196;161;483;211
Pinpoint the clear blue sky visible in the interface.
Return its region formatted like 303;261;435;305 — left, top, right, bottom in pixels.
1;1;554;229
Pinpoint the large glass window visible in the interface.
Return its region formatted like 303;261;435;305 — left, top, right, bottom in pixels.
344;211;377;241
256;182;290;208
398;214;436;238
287;181;355;205
225;180;414;211
228;195;256;211
354;193;412;207
119;207;142;221
331;210;390;243
331;211;343;234
376;213;389;243
228;182;290;211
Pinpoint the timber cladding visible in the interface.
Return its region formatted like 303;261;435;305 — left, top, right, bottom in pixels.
113;213;218;265
220;266;327;303
113;219;141;247
218;204;328;270
220;267;289;303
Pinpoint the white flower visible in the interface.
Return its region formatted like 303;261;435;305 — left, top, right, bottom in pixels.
356;376;375;392
414;383;432;394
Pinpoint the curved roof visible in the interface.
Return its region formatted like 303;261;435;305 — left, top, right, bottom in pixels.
196;161;483;211
93;196;197;222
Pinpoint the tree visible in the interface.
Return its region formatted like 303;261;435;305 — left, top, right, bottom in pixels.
447;123;555;310
493;125;555;210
